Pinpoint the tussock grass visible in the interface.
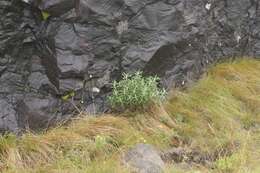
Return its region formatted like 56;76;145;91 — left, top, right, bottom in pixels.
0;58;260;173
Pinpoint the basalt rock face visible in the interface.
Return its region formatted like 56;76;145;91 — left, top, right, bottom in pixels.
0;0;260;133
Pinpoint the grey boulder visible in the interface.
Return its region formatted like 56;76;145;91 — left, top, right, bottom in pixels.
123;144;165;173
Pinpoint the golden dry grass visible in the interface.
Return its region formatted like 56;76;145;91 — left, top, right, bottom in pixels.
0;58;259;173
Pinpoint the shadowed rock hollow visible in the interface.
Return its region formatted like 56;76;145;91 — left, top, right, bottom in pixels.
0;0;260;133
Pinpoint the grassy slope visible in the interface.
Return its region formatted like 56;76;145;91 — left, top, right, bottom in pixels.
0;58;259;173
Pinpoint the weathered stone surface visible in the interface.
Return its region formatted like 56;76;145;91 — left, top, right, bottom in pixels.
0;100;18;133
0;0;260;132
123;143;165;173
16;96;60;130
38;0;75;16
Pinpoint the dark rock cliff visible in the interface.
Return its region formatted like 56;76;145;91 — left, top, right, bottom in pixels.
0;0;259;133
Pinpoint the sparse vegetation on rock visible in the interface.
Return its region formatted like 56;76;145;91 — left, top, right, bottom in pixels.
0;59;259;173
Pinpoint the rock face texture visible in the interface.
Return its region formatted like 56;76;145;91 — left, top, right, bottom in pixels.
0;0;260;133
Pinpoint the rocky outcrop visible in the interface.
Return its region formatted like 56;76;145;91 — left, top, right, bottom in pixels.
1;0;260;133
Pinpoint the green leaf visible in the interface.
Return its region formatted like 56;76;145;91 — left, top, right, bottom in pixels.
41;11;50;20
61;91;75;101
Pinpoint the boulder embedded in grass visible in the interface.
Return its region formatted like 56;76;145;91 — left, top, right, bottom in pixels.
123;143;165;173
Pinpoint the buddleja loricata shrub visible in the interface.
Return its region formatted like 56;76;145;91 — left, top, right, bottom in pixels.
108;71;166;111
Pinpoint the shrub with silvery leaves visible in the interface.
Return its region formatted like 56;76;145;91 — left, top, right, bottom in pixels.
108;71;166;111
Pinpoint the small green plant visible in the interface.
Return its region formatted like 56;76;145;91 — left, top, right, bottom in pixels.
41;11;50;20
215;154;240;172
95;135;108;150
108;71;166;111
61;90;75;101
